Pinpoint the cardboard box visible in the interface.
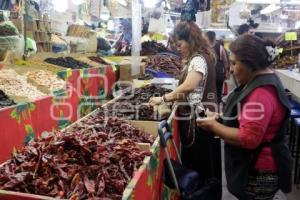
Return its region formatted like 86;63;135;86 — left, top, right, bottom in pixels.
11;18;23;32
101;56;146;81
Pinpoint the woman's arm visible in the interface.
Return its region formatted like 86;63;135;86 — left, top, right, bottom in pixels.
164;71;203;102
149;56;206;105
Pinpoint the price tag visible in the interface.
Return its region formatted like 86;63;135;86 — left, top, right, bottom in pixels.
278;48;283;53
285;32;297;41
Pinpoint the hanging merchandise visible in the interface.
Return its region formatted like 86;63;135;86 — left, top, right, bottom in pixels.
90;0;101;19
196;10;211;28
0;0;13;10
199;0;211;12
148;6;166;33
100;0;110;20
181;0;199;22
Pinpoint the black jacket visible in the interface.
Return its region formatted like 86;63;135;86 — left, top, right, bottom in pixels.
222;73;292;199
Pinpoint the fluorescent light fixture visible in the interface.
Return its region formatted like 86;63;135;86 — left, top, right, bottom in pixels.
116;0;128;7
229;33;235;39
295;21;300;29
280;14;288;19
53;0;67;12
260;4;281;14
143;0;159;8
72;0;84;5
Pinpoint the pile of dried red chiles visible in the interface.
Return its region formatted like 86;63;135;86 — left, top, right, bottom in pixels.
0;114;154;199
144;54;182;78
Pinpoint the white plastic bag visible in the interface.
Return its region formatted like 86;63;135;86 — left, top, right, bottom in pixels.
0;35;24;57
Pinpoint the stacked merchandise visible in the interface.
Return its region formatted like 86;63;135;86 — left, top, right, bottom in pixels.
0;114;154;199
67;25;90;38
25;17;52;52
144;54;182;78
44;57;92;69
102;84;172;121
114;41;171;56
273;30;300;69
0;69;45;101
0;23;18;36
0;90;15;109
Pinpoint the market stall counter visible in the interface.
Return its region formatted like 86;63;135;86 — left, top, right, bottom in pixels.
0;107;180;200
276;69;300;100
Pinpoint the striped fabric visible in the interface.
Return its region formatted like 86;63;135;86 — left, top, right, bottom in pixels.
246;170;279;200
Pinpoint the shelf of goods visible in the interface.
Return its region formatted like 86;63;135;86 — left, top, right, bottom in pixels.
25;19;52;52
273;30;300;69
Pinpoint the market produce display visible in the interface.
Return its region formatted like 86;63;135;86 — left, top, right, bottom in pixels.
0;23;18;36
144;54;182;78
102;84;172;121
0;89;15;109
272;55;298;69
26;70;66;92
275;30;300;49
272;31;300;69
0;69;45;101
0;115;153;199
44;57;92;69
114;41;171;56
88;56;109;65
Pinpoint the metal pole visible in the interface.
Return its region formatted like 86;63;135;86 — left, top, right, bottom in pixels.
23;0;28;60
131;0;142;76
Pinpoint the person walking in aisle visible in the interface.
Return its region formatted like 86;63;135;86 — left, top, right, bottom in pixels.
206;31;229;104
149;21;221;181
196;34;292;200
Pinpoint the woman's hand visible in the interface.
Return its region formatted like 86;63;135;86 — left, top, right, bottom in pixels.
196;110;219;131
149;97;163;106
196;117;218;131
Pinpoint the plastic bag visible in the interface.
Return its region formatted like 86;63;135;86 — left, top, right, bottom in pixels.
0;21;19;36
0;35;24;57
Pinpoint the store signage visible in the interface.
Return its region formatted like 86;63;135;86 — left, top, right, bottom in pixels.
285;32;297;41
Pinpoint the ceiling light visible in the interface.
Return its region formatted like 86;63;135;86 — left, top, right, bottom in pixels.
295;21;300;29
72;0;84;5
260;4;281;15
280;14;288;19
143;0;159;8
53;0;68;12
277;26;283;32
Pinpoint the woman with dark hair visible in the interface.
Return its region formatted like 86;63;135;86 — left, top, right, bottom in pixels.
197;34;292;200
149;21;220;180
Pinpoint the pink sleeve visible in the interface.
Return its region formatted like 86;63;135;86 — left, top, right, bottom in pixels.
238;88;274;149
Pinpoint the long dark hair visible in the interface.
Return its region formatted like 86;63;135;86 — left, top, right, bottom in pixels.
173;21;216;66
229;34;276;71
